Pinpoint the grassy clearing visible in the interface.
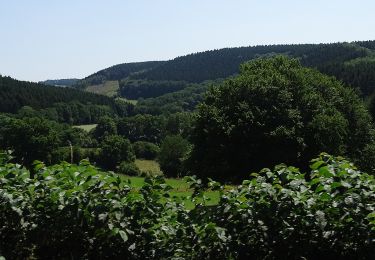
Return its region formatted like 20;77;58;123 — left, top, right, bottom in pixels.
135;159;162;175
86;80;119;97
73;124;97;132
116;97;138;105
119;171;226;209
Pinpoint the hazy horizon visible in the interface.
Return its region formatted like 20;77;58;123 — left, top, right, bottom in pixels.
1;0;374;82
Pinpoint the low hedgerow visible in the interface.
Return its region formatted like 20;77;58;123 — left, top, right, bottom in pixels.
0;153;374;259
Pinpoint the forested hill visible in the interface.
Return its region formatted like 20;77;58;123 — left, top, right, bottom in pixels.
73;61;165;89
0;75;115;113
129;41;375;95
74;40;375;98
0;75;134;124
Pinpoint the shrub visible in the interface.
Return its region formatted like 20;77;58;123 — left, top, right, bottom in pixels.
99;135;135;170
206;153;375;259
0;154;374;259
118;161;141;176
132;141;160;160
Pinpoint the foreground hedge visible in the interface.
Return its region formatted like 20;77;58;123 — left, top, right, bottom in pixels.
0;153;374;259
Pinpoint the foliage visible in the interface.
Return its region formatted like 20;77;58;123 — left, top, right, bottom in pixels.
158;135;190;178
126;41;375;96
117;114;166;144
0;76;134;124
73;61;164;89
0;115;97;165
134;82;210;115
0;116;60;166
188;56;375;182
0;75;117;113
92;116;118;141
99;135;135;170
119;161;141;176
119;79;188;99
132;141;160;160
51;147;100;165
206;153;375;259
0;154;373;259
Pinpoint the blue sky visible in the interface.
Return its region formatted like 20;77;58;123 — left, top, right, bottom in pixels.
0;0;374;81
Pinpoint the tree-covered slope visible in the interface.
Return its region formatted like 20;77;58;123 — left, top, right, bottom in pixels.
72;41;375;99
0;75;134;124
74;61;165;90
0;75;117;113
130;41;375;94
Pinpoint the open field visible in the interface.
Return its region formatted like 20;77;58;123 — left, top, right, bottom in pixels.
135;159;162;175
73;124;97;132
86;80;119;97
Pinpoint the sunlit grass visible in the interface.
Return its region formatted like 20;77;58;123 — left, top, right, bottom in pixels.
134;159;162;175
73;124;97;132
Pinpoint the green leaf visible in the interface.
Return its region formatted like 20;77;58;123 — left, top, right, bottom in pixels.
320;192;331;202
119;230;128;242
311;160;324;170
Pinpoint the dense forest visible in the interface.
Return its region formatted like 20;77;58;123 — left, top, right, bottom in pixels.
73;41;375;101
134;80;220;115
73;61;165;89
130;43;369;82
119;79;189;99
0;75;134;123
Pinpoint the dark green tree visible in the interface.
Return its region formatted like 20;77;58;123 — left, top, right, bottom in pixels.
132;141;160;160
158;135;190;177
1;117;60;166
188;56;375;182
99;135;135;170
93;116;117;141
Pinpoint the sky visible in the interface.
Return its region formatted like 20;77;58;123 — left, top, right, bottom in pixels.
0;0;374;82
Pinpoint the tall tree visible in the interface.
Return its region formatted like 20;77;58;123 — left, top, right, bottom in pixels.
188;56;375;182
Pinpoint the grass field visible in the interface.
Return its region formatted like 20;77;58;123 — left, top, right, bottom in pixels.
86;80;119;97
73;124;97;132
135;159;162;175
120;174;220;209
119;160;227;209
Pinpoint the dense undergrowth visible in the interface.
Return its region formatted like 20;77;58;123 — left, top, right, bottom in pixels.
0;152;374;259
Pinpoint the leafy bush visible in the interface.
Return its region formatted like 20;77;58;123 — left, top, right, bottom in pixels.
206;153;375;259
99;135;135;170
119;161;141;176
132;141;160;160
0;154;374;259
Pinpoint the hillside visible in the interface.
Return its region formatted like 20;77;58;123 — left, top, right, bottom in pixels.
75;41;375;99
40;78;79;87
130;41;375;95
0;75;134;124
73;61;165;96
